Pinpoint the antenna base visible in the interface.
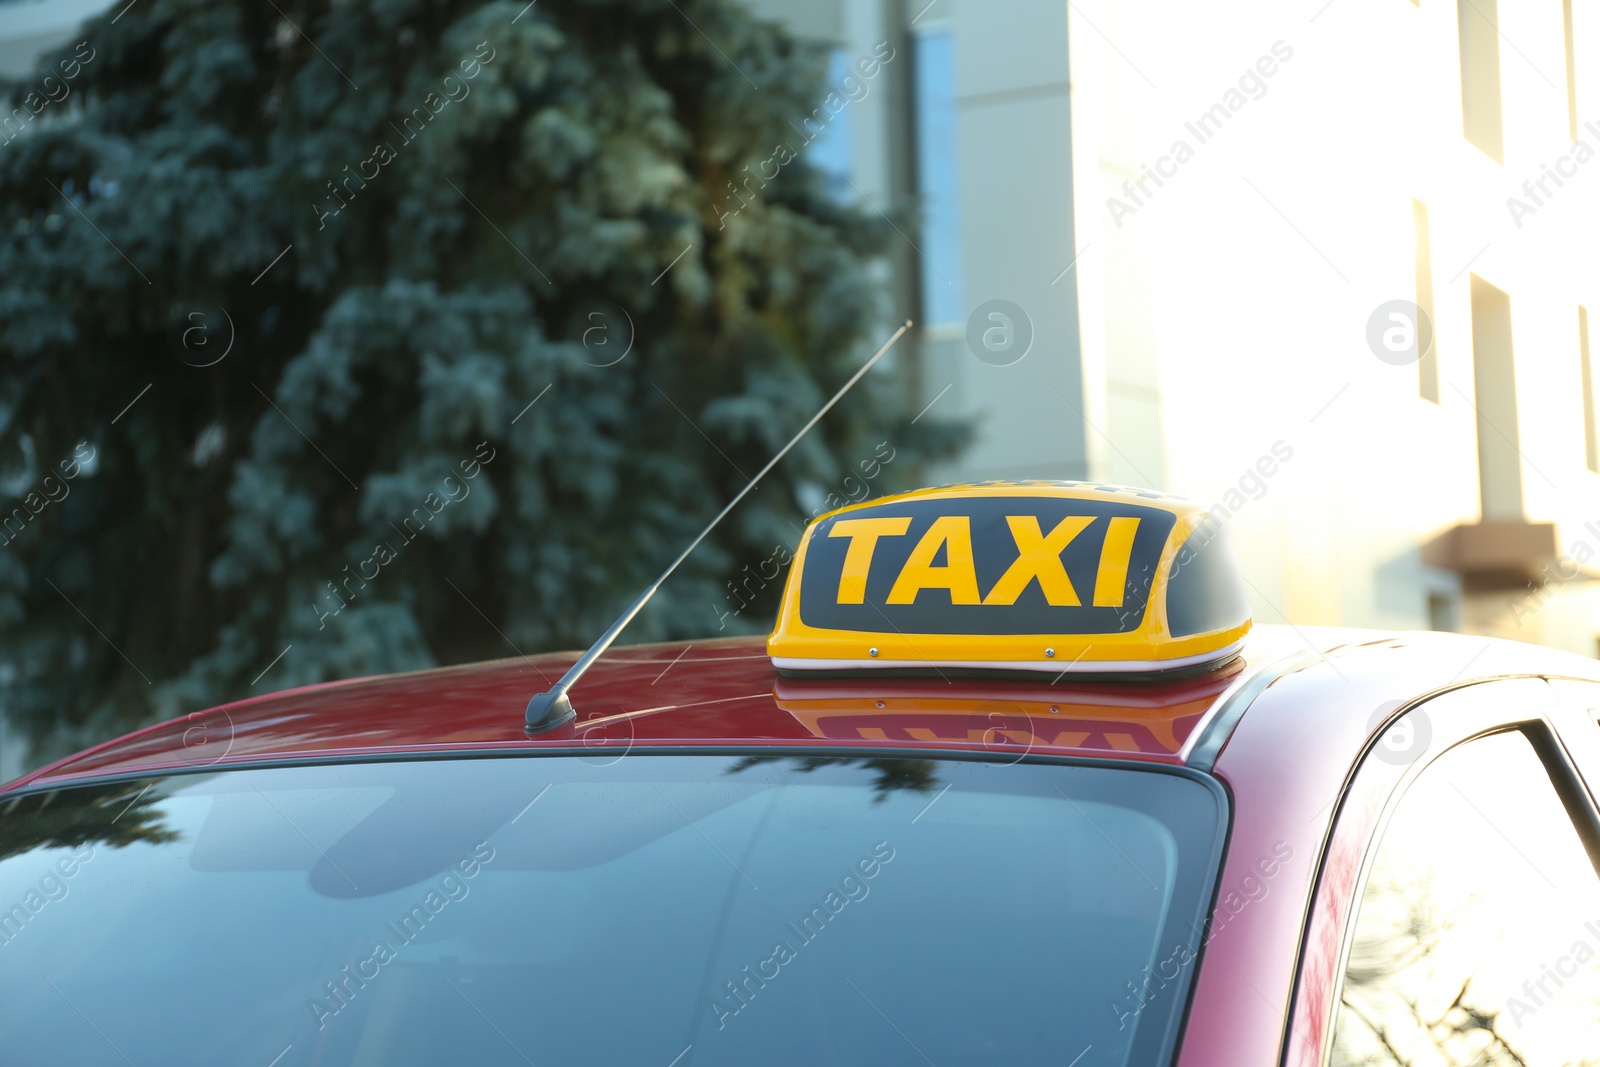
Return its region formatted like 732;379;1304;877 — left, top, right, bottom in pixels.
525;688;576;734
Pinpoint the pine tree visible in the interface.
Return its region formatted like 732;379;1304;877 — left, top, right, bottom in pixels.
0;0;963;758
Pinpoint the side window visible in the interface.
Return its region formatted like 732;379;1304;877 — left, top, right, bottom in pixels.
1331;730;1600;1066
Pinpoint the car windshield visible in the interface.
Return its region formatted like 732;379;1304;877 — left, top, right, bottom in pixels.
0;754;1223;1066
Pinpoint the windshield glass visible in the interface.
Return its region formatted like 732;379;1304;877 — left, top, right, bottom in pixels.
0;754;1223;1066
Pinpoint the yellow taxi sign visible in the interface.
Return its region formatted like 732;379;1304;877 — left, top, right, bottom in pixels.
767;481;1251;676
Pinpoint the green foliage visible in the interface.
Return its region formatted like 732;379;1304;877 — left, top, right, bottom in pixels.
0;0;964;759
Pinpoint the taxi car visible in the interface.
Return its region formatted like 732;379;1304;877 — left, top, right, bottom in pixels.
4;481;1600;1067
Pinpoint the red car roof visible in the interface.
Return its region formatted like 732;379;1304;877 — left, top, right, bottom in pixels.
7;625;1599;794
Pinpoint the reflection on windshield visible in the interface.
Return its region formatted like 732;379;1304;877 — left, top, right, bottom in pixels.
1332;730;1600;1066
0;754;1223;1067
725;753;942;800
0;779;178;862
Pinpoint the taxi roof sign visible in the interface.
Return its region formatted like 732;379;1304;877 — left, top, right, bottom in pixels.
767;481;1251;677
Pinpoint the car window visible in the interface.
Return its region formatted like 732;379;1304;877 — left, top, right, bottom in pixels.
0;754;1224;1067
1330;729;1600;1066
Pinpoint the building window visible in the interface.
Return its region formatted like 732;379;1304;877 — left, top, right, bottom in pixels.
1413;200;1439;403
1565;0;1580;143
1582;306;1597;473
1469;275;1521;519
807;51;855;202
912;26;964;327
1458;0;1505;162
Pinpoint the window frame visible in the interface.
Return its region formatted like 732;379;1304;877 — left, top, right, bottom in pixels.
1284;678;1600;1067
908;18;964;329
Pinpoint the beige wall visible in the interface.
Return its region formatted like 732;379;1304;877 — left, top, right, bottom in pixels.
1070;0;1600;654
757;0;1600;655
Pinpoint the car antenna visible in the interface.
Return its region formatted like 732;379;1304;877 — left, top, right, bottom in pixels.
525;320;915;733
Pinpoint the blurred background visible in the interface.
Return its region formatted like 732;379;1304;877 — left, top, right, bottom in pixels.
1;0;1596;775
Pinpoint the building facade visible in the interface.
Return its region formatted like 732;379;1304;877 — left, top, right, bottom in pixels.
749;0;1600;660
